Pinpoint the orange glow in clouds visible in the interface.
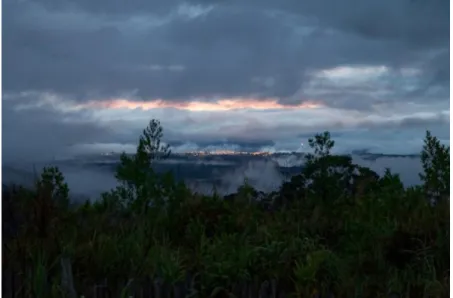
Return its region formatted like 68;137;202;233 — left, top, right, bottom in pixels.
81;98;322;112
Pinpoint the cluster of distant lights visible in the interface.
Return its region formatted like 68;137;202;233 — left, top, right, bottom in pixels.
100;150;273;156
177;142;305;156
100;144;306;157
183;150;272;156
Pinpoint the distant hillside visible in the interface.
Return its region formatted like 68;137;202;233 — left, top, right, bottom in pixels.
351;149;420;161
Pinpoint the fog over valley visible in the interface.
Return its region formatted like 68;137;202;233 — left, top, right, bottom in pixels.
3;151;424;202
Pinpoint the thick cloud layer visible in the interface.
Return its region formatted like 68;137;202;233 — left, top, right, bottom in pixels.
3;0;449;161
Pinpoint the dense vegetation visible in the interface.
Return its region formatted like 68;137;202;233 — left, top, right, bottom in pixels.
3;119;450;298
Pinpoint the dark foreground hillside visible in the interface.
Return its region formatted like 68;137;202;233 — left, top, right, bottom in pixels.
2;120;450;298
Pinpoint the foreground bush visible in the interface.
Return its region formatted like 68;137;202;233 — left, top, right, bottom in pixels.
2;119;450;298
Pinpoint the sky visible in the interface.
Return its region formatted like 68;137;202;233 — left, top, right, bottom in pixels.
3;0;450;162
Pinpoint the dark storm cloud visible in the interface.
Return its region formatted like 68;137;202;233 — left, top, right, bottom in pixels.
298;113;450;137
198;0;449;49
28;0;450;49
368;113;449;130
2;0;449;163
27;0;182;15
2;94;119;162
3;2;305;100
406;49;450;98
158;7;306;100
3;0;449;105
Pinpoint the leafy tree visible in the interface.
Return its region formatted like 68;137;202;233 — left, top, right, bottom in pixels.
304;132;365;203
281;131;336;204
419;130;450;202
116;119;171;185
236;178;259;205
4;120;450;297
351;166;380;198
103;119;175;212
277;174;307;208
379;168;404;195
37;166;70;209
307;131;335;158
277;131;380;207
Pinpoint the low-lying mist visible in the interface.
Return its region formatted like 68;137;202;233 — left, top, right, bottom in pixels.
2;154;424;202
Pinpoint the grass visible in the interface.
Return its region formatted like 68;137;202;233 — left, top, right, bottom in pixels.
2;121;450;298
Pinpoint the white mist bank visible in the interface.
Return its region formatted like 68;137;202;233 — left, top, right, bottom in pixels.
3;154;424;201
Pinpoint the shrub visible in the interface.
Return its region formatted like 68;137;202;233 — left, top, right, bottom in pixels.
3;119;449;298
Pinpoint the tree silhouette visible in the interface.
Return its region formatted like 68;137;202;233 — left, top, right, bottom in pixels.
419;130;450;203
2;119;450;298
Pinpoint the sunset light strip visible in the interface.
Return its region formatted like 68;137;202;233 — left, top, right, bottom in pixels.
80;98;323;112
